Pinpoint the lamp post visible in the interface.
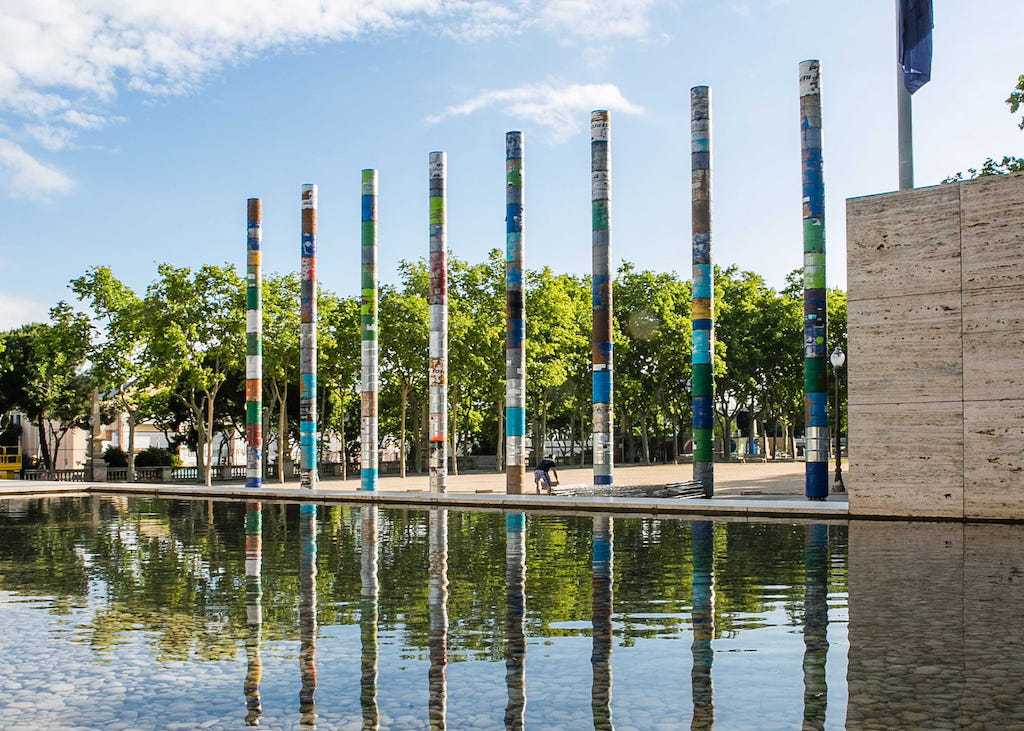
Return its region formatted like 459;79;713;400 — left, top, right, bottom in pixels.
829;346;846;494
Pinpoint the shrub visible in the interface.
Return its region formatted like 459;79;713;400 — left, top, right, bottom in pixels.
103;446;128;467
134;446;183;467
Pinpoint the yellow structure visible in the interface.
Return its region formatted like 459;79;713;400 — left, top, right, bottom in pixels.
0;446;22;478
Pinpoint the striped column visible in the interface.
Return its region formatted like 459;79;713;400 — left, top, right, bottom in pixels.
802;524;830;727
591;516;614;727
428;152;448;494
244;501;263;726
360;507;380;728
298;504;318;724
591;110;614;487
690;87;715;498
505;512;527;728
246;199;263;489
799;60;829;500
428;509;449;728
361;170;379;491
505;132;526;495
300;184;319;490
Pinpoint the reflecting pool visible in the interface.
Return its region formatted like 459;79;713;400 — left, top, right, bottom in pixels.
0;497;1022;730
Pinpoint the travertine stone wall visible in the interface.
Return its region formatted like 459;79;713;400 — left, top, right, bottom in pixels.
846;173;1024;519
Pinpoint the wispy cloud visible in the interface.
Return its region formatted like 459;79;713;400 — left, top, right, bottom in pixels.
0;289;52;328
0;139;73;200
426;82;644;141
0;0;664;198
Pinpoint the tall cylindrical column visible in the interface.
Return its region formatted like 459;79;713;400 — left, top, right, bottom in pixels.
300;185;319;490
505;132;526;494
361;170;379;491
246;199;263;489
428;152;448;494
591;110;614;487
690;87;715;498
799;60;830;500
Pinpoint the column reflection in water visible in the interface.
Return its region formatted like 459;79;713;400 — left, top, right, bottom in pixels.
504;512;527;730
360;507;380;730
244;502;263;726
690;520;715;730
299;504;318;727
802;524;829;730
428;509;449;729
591;516;613;730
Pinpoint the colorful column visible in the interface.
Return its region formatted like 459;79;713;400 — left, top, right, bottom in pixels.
300;184;319;490
246;199;263;489
505;513;527;729
428;509;449;728
591;110;614;487
361;170;379;491
243;501;263;726
799;60;829;500
691;87;715;498
505;132;526;494
428;152;448;493
591;516;614;728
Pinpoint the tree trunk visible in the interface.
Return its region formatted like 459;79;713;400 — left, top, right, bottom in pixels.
275;382;288;483
204;389;216;486
450;394;459;477
340;394;347;481
37;418;52;472
399;386;409;479
127;410;137;482
495;395;504;473
640;412;651;464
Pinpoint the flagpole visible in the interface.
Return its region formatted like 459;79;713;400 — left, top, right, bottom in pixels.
897;1;914;190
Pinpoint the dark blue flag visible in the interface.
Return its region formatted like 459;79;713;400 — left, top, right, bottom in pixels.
899;0;933;94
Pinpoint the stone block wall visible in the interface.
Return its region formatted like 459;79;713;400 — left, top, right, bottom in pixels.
845;172;1024;519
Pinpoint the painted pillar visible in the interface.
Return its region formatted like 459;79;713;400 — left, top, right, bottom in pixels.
300;185;319;490
428;509;449;729
299;504;318;725
246;199;263;489
690;87;715;498
360;507;380;729
802;524;830;728
505;513;527;729
591;516;614;729
505;132;527;494
428;152;448;493
799;60;830;500
591;110;614;487
361;170;379;491
691;520;716;729
244;501;263;726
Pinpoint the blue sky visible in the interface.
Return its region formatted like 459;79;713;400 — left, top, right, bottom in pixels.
1;0;1021;327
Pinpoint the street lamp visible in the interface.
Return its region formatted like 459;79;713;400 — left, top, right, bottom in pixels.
829;346;846;494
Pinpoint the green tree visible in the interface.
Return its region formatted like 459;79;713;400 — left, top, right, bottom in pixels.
71;266;159;482
144;264;244;486
261;272;300;480
379;286;428;477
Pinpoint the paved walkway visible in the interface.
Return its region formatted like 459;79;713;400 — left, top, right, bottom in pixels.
1;461;850;521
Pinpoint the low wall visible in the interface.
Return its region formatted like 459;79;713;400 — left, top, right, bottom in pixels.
845;172;1024;520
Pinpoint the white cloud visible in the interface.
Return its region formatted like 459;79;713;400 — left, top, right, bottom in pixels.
0;0;665;196
426;81;644;141
0;290;51;329
0;139;73;199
